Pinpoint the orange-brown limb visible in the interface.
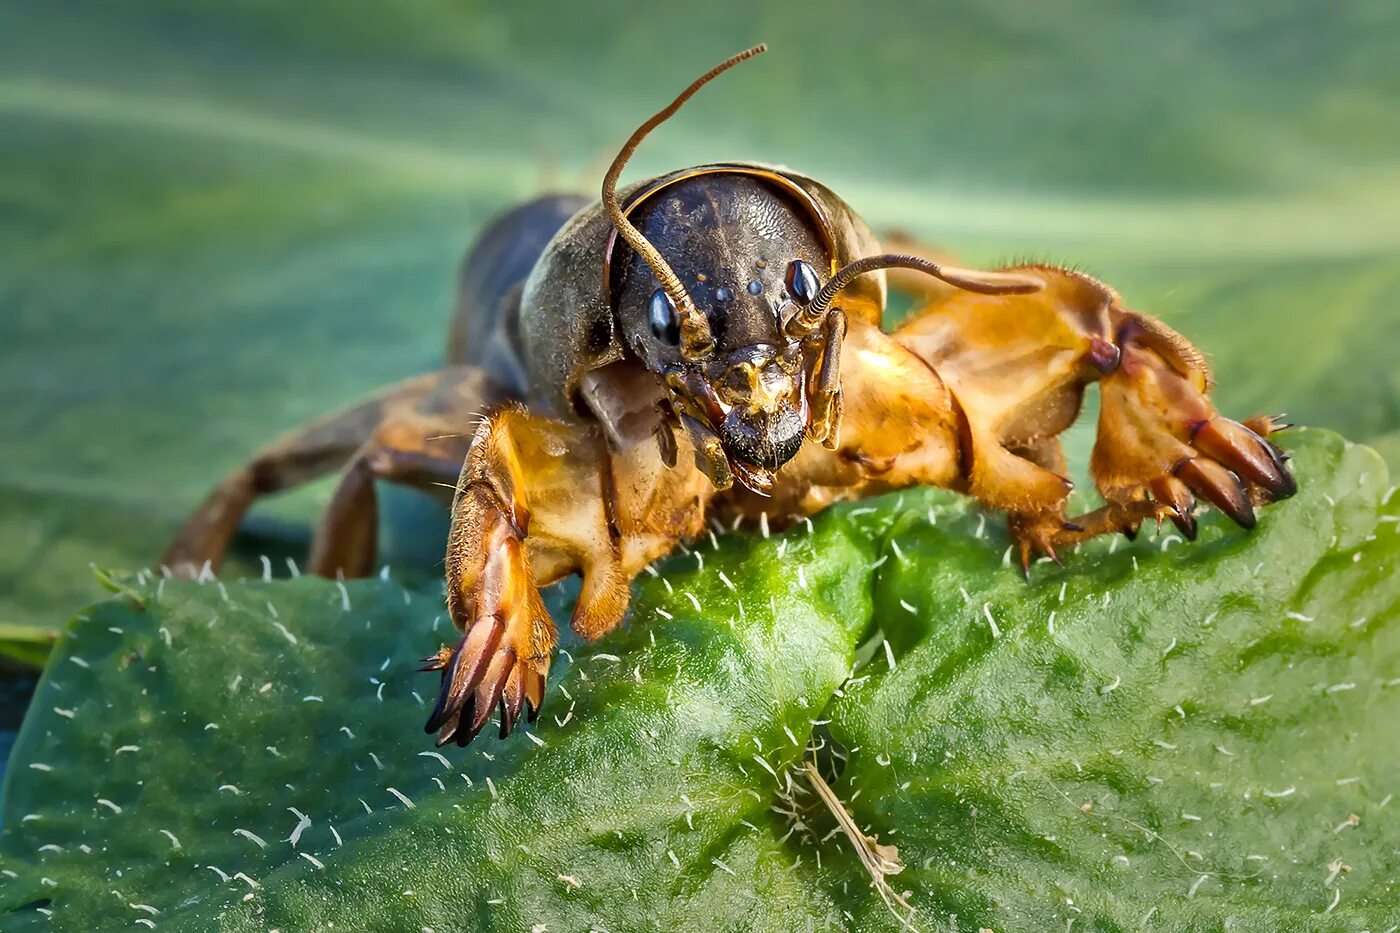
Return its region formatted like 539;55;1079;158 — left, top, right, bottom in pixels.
884;263;1295;574
746;261;1294;578
162;368;493;577
427;401;712;746
306;431;467;579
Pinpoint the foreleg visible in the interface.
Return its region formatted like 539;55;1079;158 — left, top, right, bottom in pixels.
424;406;710;747
891;265;1294;569
1079;312;1294;541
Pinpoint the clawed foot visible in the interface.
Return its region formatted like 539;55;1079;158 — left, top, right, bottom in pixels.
420;618;548;748
1153;413;1295;537
1010;415;1295;576
1007;511;1079;574
424;480;553;747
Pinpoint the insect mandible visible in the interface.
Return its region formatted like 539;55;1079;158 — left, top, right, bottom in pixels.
163;45;1297;747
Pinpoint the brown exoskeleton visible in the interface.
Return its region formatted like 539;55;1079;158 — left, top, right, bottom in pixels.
164;46;1296;748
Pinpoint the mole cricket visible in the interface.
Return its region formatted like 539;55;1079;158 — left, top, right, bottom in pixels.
163;45;1296;748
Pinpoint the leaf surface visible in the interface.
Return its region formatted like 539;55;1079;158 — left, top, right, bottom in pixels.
1;430;1395;931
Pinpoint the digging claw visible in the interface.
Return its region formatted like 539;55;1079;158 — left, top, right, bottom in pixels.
427;636;539;747
430;464;557;750
1192;418;1296;501
466;649;515;741
525;672;545;724
1150;475;1197;540
424;641;465;733
424;578;550;746
424;617;505;735
1174;457;1256;529
1168;507;1197;540
500;664;526;739
434;708;463;748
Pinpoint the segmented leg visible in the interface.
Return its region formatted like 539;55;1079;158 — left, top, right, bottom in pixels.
424;402;711;747
306;414;474;578
161;367;499;577
888;264;1295;571
807;308;847;447
1077;316;1294;543
426;408;561;746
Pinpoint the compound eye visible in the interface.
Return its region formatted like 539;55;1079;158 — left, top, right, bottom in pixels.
648;288;681;345
785;259;820;306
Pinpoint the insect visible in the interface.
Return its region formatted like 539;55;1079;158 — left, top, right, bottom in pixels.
163;45;1296;748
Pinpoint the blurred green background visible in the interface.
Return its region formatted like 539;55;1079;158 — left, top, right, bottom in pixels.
2;0;1398;643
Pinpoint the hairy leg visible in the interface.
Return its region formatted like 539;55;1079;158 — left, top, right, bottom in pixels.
425;404;712;747
305;412;474;578
163;371;446;575
163;369;504;574
889;264;1294;570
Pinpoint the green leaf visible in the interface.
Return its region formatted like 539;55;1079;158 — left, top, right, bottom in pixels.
830;429;1400;929
0;503;880;930
2;3;1397;643
2;429;1395;931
